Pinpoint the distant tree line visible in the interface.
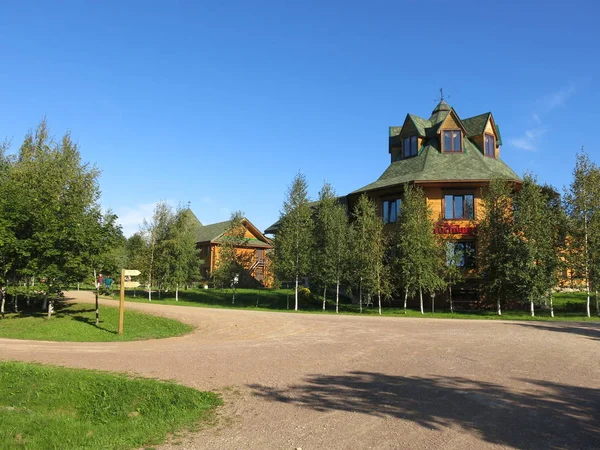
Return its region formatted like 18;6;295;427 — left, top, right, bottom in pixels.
272;151;600;317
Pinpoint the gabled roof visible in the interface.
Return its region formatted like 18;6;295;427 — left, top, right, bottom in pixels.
351;138;520;194
196;218;272;248
406;114;429;137
462;112;491;137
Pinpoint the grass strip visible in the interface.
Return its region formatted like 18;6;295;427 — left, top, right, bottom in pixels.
0;303;194;342
0;361;221;450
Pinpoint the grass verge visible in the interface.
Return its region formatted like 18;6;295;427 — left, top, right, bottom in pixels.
100;288;600;322
0;361;221;450
0;303;194;342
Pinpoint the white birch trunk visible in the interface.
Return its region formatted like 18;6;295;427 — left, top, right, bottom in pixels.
497;298;502;316
431;293;435;314
359;277;363;313
550;293;554;318
336;280;340;314
1;290;5;318
14;294;18;312
449;286;454;313
530;298;535;317
323;287;326;311
404;289;408;314
175;285;179;301
77;283;80;291
378;290;382;316
294;275;299;311
419;287;424;314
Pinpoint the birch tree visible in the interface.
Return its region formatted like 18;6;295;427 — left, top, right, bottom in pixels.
273;173;313;311
164;207;202;301
140;201;173;301
564;151;600;318
350;194;389;314
479;179;519;315
312;183;350;312
392;184;443;314
213;211;249;304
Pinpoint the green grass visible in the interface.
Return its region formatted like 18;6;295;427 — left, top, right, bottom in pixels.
0;361;221;450
0;303;194;341
104;288;600;322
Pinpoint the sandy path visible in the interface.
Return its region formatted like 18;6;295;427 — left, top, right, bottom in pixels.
1;291;599;449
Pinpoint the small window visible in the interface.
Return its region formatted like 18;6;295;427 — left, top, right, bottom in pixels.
484;134;495;157
446;241;476;268
383;199;402;224
403;136;418;158
442;130;462;152
444;194;474;220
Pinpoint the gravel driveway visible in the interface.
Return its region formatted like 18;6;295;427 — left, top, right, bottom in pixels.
1;291;599;449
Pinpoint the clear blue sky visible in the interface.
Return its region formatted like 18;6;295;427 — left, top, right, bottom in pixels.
1;1;598;236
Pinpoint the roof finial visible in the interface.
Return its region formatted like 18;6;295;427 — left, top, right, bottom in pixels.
187;200;191;210
436;88;449;103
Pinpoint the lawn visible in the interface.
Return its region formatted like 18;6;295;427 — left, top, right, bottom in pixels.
0;303;194;342
0;361;221;450
102;287;600;322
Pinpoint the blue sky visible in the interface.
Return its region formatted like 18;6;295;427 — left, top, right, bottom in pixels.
1;1;598;236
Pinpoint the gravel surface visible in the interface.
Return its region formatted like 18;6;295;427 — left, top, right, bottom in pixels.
1;291;599;449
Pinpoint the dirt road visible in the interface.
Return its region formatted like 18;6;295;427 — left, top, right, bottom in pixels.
1;291;599;449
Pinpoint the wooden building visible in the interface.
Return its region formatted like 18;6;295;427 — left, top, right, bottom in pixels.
265;100;522;304
196;217;272;287
347;99;521;276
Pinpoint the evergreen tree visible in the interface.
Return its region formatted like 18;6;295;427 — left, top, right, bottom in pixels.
273;173;313;311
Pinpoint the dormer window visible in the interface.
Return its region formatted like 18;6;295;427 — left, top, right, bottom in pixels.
484;134;495;157
403;136;418;158
442;130;462;152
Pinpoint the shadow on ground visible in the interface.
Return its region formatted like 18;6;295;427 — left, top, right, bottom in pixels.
249;372;599;449
511;322;600;341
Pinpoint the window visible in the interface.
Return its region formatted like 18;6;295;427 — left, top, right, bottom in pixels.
484;134;495;157
442;130;462;152
383;199;402;224
403;136;418;158
446;241;476;268
444;194;474;219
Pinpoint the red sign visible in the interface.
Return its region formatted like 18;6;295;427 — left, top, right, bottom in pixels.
434;225;476;235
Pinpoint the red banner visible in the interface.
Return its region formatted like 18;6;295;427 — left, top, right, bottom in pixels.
434;225;476;235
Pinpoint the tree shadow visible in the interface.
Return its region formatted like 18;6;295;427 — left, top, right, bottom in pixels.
511;322;600;341
249;372;599;449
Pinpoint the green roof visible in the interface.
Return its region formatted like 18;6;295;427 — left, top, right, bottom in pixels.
196;219;272;247
462;113;491;137
352;138;521;194
195;220;231;243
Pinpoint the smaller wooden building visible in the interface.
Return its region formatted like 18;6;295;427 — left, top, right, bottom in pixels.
196;218;273;286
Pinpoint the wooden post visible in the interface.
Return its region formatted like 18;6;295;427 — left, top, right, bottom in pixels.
118;269;125;335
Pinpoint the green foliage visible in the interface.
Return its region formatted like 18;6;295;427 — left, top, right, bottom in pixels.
273;172;313;309
392;184;444;312
0;120;123;314
0;361;221;450
311;182;351;307
212;211;251;293
350;194;391;312
564;150;600;316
